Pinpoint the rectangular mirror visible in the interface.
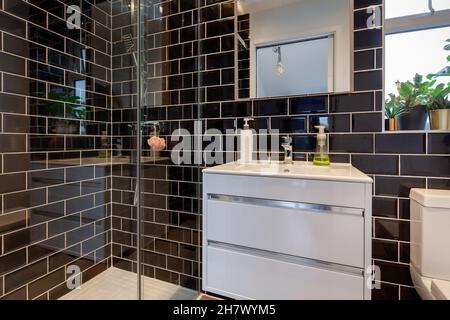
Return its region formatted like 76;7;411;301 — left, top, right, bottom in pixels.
236;0;352;99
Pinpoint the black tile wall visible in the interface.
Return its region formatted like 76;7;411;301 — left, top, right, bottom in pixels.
1;0;442;301
0;0;112;300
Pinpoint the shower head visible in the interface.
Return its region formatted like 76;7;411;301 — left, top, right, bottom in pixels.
122;34;135;53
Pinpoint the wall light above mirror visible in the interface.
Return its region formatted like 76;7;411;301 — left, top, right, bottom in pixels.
236;0;352;100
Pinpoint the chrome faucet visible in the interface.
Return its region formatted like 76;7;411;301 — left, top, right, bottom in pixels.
281;136;293;165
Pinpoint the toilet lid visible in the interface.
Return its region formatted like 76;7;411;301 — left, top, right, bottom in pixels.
431;279;450;300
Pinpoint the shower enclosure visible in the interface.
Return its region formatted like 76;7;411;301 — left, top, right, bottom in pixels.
0;0;232;299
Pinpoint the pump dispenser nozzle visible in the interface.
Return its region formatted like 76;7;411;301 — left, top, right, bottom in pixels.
313;125;330;166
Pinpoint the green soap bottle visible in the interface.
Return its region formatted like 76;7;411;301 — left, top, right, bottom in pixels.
313;125;330;166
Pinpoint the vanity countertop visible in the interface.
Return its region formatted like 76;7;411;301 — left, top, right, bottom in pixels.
203;161;373;184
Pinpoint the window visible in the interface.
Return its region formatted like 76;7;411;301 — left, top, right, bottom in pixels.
386;0;431;19
385;0;450;99
256;35;334;98
385;26;450;97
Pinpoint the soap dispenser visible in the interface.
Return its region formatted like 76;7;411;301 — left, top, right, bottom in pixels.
313;125;330;166
240;117;254;164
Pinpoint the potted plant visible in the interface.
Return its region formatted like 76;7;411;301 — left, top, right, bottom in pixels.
385;93;405;131
428;83;450;130
395;74;435;130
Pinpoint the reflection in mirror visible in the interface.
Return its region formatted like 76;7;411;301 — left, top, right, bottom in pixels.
256;36;333;97
236;0;352;99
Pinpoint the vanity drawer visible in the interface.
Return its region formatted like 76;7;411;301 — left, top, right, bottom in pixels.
206;198;364;267
205;246;364;300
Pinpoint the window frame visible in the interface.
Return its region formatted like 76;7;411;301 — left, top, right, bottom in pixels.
385;0;450;35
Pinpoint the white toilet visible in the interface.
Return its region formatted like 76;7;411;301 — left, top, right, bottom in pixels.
410;189;450;300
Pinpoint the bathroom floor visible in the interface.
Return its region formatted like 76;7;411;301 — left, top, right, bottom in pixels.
60;267;199;300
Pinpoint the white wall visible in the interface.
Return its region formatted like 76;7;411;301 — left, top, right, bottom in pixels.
247;0;351;97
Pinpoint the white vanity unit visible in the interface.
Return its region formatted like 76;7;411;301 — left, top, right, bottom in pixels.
202;161;373;300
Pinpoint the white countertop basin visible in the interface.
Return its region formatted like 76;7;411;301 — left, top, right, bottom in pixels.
203;161;372;183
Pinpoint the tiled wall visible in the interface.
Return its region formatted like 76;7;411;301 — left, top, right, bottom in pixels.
0;0;113;300
237;13;249;99
110;0;236;291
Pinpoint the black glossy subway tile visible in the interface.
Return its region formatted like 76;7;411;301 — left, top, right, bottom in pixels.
375;218;410;242
4;259;48;294
201;4;220;22
0;210;27;235
310;114;350;133
399;243;410;264
28;25;65;52
207;85;234;102
376;48;383;69
375;133;426;154
28;234;65;263
290;96;328;114
0;173;26;194
428;179;450;190
373;239;398;262
0;93;26;114
329;134;373;153
48;182;81;202
28;268;65;300
221;101;252;118
206;52;234;69
1;114;29;134
372;197;398;218
4;153;45;173
354;50;375;71
28;202;64;226
0;11;26;37
254;99;287;116
293;135;316;152
4;0;47;27
401;156;450;178
271;117;306;134
375;260;413;286
352;154;399;175
206;19;234;37
0;134;27;153
4;32;47;61
428;133;450;154
372;282;400;300
330;92;374;113
352;112;383;132
0;249;26;276
3;223;47;253
354;70;383;91
48;214;81;237
4;189;47;213
400;286;421;300
375;176;426;197
0;52;26;75
29;135;65;152
28;169;65;188
354;28;382;50
398;199;410;220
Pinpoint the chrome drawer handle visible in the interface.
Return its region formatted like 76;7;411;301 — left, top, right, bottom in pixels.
208;194;364;216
